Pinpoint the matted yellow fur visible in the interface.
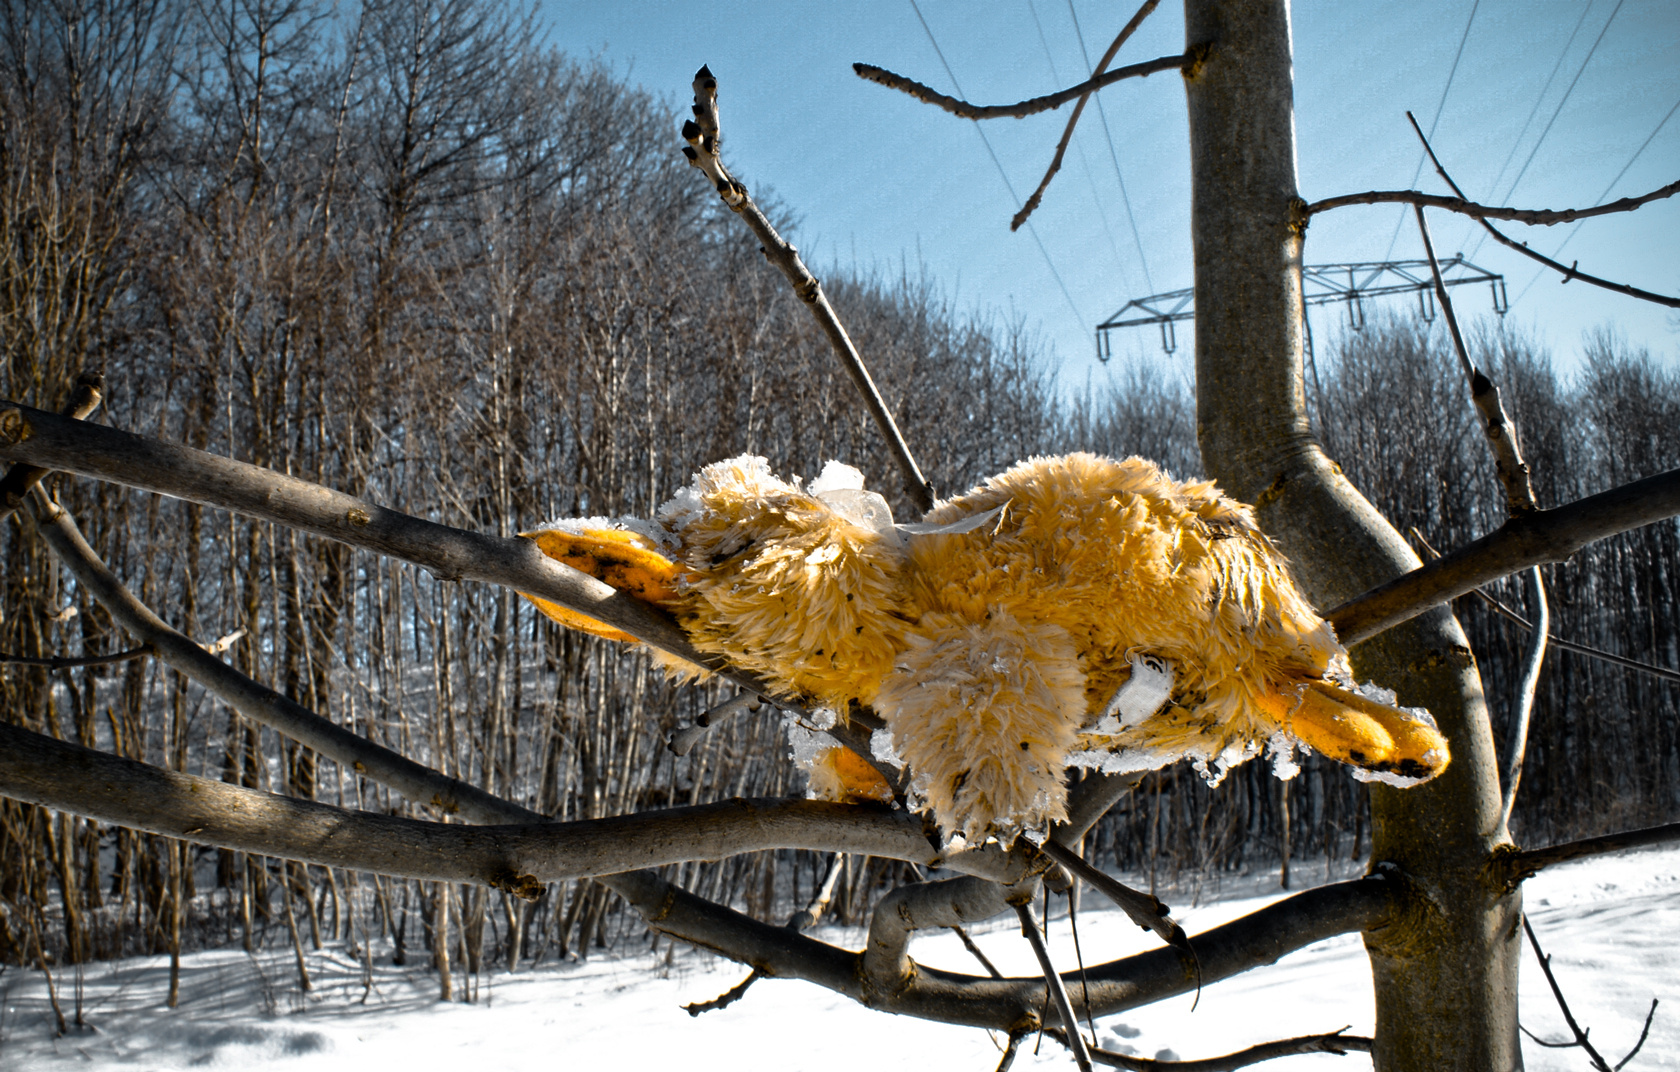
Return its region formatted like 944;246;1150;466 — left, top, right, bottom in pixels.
520;453;1450;843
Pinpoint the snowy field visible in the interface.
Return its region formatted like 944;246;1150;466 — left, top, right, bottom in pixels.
2;844;1675;1071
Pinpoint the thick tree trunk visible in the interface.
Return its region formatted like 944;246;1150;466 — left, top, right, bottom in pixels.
1181;1;1521;1068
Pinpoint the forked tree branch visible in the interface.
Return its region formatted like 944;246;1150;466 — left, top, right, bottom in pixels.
1301;181;1680;227
1522;916;1657;1072
1413;204;1537;516
1013;0;1161;231
0;370;103;522
24;485;552;823
1327;465;1680;645
1406;111;1680;309
853;53;1189;121
0;696;1401;1030
681;67;935;513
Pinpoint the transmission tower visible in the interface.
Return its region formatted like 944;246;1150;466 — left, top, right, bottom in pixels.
1095;257;1508;359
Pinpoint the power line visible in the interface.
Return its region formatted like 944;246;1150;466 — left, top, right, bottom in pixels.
1479;2;1597;214
1455;0;1598;258
1510;95;1679;309
1500;0;1624;204
1065;0;1154;293
1382;0;1482;261
1025;0;1131;288
907;0;1086;326
1468;0;1625;262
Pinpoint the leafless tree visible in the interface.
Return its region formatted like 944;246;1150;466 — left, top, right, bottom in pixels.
2;2;1678;1069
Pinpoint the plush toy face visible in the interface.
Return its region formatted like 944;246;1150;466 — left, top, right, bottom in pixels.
522;453;1449;845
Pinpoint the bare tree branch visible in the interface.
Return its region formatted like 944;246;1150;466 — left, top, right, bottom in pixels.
1475;587;1679;685
686;852;848;1015
1301;181;1680;226
1411;203;1548;825
0;401;705;666
1408;527;1679;686
1327;466;1680;645
1016;900;1095;1071
0;371;103;523
1500;568;1548;827
852;53;1189;121
1055;1026;1372;1070
1499;822;1680;885
669;691;766;756
1062;772;1146;842
0;719;955;890
681;66;935;513
951;924;1005;979
1413;203;1538;516
0;644;150;670
1013;0;1161;231
1522;916;1637;1072
1039;838;1190;955
1406;111;1680;309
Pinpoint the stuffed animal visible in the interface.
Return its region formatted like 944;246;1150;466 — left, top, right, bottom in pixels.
520;453;1448;845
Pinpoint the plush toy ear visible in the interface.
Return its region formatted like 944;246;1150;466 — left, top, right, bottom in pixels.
1256;679;1450;784
519;529;681;643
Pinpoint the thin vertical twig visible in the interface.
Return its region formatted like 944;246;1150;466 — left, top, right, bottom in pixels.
1013;900;1092;1072
1013;0;1161;230
681;66;936;512
1413;198;1548;825
1411;203;1538;516
1502;568;1549;827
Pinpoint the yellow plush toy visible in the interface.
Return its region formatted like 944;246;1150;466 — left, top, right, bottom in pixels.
521;453;1448;844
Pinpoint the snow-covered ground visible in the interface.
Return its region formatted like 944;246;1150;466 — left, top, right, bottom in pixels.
3;844;1675;1071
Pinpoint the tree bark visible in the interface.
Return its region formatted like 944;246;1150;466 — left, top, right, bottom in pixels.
1182;1;1519;1068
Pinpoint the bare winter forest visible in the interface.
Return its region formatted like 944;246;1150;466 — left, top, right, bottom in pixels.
1;0;1675;1006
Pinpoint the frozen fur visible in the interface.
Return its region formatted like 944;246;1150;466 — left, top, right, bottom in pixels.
528;452;1442;842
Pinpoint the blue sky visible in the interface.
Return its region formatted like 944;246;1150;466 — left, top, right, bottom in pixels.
537;2;1679;387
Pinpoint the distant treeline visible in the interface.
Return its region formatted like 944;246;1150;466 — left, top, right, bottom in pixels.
1;0;1674;1002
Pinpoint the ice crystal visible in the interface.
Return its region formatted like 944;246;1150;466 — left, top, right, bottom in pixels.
870;726;906;770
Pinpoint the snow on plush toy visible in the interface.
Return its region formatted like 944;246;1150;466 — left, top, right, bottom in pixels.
520;453;1449;845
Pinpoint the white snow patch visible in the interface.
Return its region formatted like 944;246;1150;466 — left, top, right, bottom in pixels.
807;460;866;496
869;726;906;770
3;845;1676;1071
